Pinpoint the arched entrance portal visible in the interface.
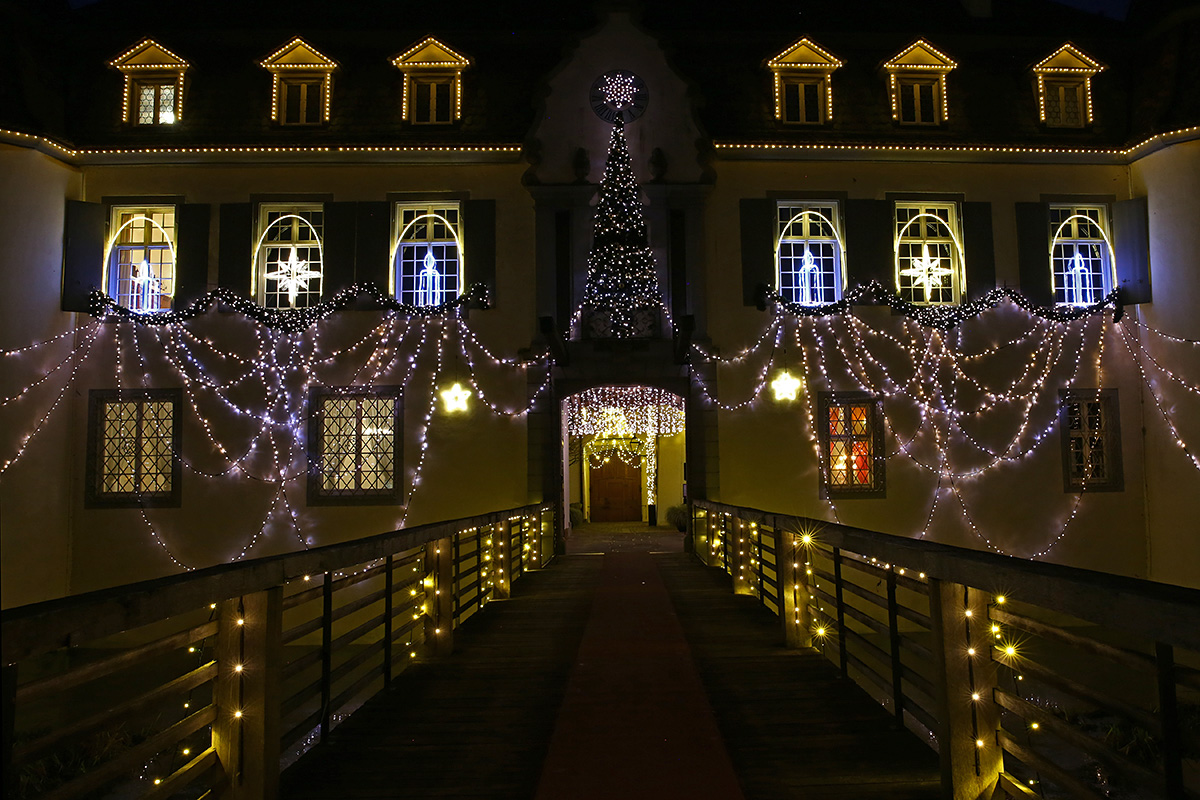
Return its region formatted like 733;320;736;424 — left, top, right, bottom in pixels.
562;386;685;528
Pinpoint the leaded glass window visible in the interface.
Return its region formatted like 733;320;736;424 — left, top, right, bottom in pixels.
87;389;181;507
107;206;176;312
134;80;177;125
257;205;324;309
895;202;962;306
308;387;403;505
777;202;842;305
818;392;884;498
1059;389;1122;492
394;203;461;307
1044;79;1084;128
1050;205;1111;307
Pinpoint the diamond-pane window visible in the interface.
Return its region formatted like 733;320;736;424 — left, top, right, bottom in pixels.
818;392;884;498
777;202;842;306
87;389;181;508
309;387;403;505
1059;389;1122;492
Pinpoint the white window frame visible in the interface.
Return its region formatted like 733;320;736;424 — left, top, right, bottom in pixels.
1049;204;1114;307
391;202;463;307
255;204;325;309
780;76;827;125
776;200;844;306
894;201;964;306
279;75;326;126
409;76;455;124
105;205;177;312
897;76;941;125
133;79;178;125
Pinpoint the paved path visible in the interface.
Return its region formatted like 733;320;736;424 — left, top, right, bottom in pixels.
282;548;940;799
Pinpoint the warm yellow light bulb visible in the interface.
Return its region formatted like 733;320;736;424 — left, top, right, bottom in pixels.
441;382;471;412
770;370;803;402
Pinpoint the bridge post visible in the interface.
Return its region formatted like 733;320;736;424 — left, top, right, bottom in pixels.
928;579;1001;800
779;531;812;648
214;586;282;800
732;518;754;596
425;538;455;657
492;521;511;600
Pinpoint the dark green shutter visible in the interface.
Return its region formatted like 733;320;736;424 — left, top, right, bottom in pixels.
322;201;358;297
739;198;774;306
464;199;496;307
217;203;253;298
843;199;894;294
174;204;210;309
1015;202;1053;306
1113;197;1151;304
354;202;391;291
61;200;105;312
962;202;996;302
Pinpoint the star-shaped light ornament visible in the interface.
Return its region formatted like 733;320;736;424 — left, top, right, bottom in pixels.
601;73;637;108
771;370;803;402
899;244;955;302
264;247;323;307
440;382;472;413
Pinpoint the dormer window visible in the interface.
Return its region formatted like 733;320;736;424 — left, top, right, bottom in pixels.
884;40;956;126
1033;44;1105;128
261;37;337;125
392;36;472;125
110;39;188;126
768;38;842;125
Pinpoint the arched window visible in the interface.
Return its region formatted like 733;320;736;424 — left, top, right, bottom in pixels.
393;203;462;307
776;201;843;305
1049;205;1112;306
105;206;176;312
894;202;963;306
255;205;324;309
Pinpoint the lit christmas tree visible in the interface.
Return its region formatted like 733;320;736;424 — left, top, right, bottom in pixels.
580;118;663;338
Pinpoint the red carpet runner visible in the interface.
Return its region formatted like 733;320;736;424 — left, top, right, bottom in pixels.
535;552;746;800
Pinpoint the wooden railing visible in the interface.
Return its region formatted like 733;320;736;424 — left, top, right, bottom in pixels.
690;499;1200;800
1;503;555;800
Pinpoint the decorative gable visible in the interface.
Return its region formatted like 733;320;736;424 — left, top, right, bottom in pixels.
392;36;472;123
883;39;957;124
768;38;843;123
110;39;189;124
261;37;338;123
1033;43;1106;127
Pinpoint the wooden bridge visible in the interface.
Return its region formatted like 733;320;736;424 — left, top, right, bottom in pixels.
3;501;1198;799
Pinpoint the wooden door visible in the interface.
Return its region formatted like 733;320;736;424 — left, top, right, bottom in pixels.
589;458;642;522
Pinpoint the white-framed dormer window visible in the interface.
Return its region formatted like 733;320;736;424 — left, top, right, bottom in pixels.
105;206;176;312
894;202;963;306
896;77;940;125
392;203;462;307
279;76;326;125
1034;43;1105;129
885;40;956;126
260;37;337;125
768;38;842;125
1050;205;1113;307
776;201;843;305
1043;79;1085;128
255;204;324;309
110;39;188;126
392;36;471;125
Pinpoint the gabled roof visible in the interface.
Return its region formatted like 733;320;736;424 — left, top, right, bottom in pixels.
1033;42;1106;73
391;36;471;69
767;38;843;70
884;39;957;71
110;38;189;71
260;37;337;70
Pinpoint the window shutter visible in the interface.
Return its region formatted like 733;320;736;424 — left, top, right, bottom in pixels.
174;204;210;309
739;198;775;306
464;199;496;307
962;202;996;302
323;201;358;297
842;199;894;294
61;200;105;312
1015;202;1053;306
1113;197;1151;304
354;202;391;291
217;203;253;298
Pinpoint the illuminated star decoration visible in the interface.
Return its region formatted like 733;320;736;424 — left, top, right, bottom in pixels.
264;247;323;307
130;259;164;312
440;382;471;413
770;370;803;402
600;72;637;108
899;244;955;302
